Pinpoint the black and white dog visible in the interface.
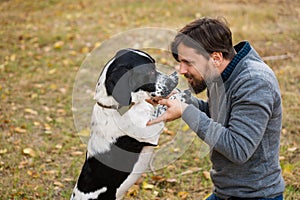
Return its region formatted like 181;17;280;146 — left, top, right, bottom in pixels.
71;49;179;200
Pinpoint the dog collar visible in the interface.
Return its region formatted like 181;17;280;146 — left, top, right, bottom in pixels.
97;102;135;116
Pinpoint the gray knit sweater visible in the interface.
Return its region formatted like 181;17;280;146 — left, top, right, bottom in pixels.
182;41;285;198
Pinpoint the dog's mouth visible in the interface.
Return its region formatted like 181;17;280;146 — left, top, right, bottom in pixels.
150;71;179;97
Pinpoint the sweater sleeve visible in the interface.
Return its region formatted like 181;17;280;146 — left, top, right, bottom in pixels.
182;78;276;164
189;95;210;117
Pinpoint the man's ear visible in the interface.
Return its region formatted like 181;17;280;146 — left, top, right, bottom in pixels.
211;52;223;67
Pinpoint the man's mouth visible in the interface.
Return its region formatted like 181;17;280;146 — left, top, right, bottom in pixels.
184;74;193;83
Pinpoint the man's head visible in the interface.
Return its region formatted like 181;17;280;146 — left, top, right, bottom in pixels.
171;17;235;93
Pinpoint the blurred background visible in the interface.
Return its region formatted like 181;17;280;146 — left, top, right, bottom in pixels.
0;0;299;199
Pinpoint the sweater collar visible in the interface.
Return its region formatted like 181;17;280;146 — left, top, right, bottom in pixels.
221;41;251;82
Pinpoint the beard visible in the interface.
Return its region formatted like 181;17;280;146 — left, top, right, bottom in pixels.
184;73;207;94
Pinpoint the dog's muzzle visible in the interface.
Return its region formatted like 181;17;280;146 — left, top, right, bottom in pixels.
150;71;178;97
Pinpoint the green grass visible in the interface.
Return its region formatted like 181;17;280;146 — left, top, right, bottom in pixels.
1;0;299;199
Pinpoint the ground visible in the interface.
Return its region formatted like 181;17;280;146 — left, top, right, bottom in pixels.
0;0;299;199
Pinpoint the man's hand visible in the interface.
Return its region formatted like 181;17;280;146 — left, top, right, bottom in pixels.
146;89;179;106
147;99;188;125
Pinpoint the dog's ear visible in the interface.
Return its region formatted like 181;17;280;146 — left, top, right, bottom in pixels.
105;67;132;106
111;70;132;106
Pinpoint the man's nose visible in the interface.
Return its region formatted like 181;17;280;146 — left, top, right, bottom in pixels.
178;63;188;74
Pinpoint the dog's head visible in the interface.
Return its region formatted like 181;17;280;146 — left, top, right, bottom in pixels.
101;48;178;106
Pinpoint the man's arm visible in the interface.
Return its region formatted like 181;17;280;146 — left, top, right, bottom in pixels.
182;78;277;164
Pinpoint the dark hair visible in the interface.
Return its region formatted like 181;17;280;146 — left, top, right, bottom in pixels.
171;17;235;61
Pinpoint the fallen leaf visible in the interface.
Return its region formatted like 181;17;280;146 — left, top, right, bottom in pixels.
27;170;39;178
0;148;7;155
24;108;38;115
279;156;285;161
178;191;189;199
48;69;57;75
80;46;89;54
56;109;66;115
54;181;64;188
18;160;28;169
151;175;164;181
49;83;57;90
63;177;74;182
71;151;84;156
53;41;64;49
10;54;16;62
180;167;202;176
126;184;139;197
30;93;38;99
163;127;175;135
142;181;154;190
42;170;58;175
23;148;37;157
287;147;297;152
202;171;211;180
166;178;177;183
14;127;27;134
160;57;167;64
69;50;77;56
182;124;190;132
33;121;40;126
44;123;52;134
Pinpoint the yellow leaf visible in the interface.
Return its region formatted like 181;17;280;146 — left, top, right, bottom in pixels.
49;83;57;90
142;181;154;190
24;108;38;115
33;121;40;126
178;191;189;199
80;46;89;54
44;123;51;129
48;69;57;75
160;57;167;64
69;50;77;56
0;148;7;155
126;185;139;197
23;148;37;157
53;41;64;49
283;163;294;174
63;59;70;66
94;42;101;49
14;127;27;134
10;54;16;62
27;170;39;178
182;124;190;132
30;93;38;99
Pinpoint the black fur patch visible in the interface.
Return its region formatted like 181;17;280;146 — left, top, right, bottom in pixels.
76;136;155;200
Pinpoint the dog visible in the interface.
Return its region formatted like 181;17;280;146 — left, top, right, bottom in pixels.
70;48;179;200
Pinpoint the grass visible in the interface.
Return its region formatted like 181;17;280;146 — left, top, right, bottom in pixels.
0;0;299;199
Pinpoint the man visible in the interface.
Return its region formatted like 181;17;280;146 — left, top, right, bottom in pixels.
147;17;285;199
